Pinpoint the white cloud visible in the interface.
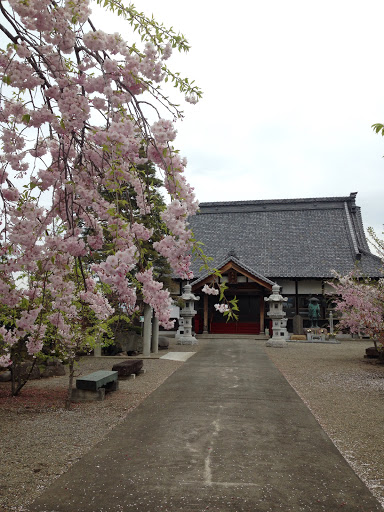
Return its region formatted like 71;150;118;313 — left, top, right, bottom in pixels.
91;0;384;234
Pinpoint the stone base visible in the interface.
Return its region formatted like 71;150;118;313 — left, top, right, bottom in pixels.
177;337;198;345
307;334;326;342
266;338;288;348
71;388;106;402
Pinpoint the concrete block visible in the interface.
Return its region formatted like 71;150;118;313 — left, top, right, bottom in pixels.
71;388;105;402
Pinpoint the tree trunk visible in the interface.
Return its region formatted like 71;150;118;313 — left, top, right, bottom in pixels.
11;359;37;396
65;360;74;410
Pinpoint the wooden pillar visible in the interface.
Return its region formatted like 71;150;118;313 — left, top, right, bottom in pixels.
295;279;299;315
203;294;209;334
321;280;325;321
260;294;265;334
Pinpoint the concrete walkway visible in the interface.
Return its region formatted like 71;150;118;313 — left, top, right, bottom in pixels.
29;339;382;512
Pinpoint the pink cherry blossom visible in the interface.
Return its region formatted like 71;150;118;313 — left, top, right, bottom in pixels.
0;0;203;374
214;303;229;313
202;284;219;296
328;269;384;342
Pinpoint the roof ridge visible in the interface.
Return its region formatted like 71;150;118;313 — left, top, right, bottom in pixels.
199;193;357;208
344;201;360;257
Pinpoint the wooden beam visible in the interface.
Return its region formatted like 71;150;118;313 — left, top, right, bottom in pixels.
260;295;265;333
203;294;208;334
192;260;273;292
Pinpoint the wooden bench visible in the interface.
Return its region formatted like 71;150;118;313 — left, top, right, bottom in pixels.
112;359;144;378
72;370;118;401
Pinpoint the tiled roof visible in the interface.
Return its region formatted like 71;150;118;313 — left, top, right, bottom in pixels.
189;193;382;279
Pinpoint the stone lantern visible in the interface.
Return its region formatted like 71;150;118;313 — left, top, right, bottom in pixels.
264;283;289;347
178;283;199;345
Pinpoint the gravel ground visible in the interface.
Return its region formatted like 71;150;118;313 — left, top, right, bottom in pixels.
265;339;384;509
1;338;383;511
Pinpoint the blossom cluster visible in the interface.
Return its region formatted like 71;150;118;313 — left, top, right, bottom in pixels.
153;199;197;280
137;269;174;329
0;0;201;367
214;304;229;313
328;270;384;338
202;284;219;296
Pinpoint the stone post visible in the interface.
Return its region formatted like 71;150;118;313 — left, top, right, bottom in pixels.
93;342;102;357
93;332;102;357
292;314;304;335
151;316;159;354
329;311;334;335
143;304;152;357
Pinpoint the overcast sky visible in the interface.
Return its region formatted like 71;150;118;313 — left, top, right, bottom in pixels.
94;0;384;238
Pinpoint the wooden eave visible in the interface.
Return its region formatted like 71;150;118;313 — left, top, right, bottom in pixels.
191;260;273;292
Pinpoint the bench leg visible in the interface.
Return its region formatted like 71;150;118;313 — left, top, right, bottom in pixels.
110;380;119;391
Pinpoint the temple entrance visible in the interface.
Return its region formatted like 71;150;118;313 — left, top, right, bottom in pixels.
191;256;274;335
210;295;261;334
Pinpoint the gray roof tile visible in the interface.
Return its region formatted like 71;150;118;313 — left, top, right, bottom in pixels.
189;193;382;279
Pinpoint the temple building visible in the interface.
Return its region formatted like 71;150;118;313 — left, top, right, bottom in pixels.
181;192;382;335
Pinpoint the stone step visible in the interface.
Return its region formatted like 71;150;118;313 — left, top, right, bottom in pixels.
197;334;268;340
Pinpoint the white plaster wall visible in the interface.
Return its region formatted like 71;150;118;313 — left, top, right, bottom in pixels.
297;280;322;294
323;282;336;295
275;280;295;294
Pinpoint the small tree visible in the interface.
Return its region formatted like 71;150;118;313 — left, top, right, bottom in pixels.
329;269;384;359
0;0;202;399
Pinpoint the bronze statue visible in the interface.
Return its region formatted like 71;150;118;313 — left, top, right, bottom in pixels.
308;297;321;327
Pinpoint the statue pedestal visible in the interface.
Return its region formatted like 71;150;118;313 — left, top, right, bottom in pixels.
306;328;327;342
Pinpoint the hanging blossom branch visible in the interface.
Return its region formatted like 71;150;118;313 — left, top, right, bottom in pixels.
0;0;203;371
